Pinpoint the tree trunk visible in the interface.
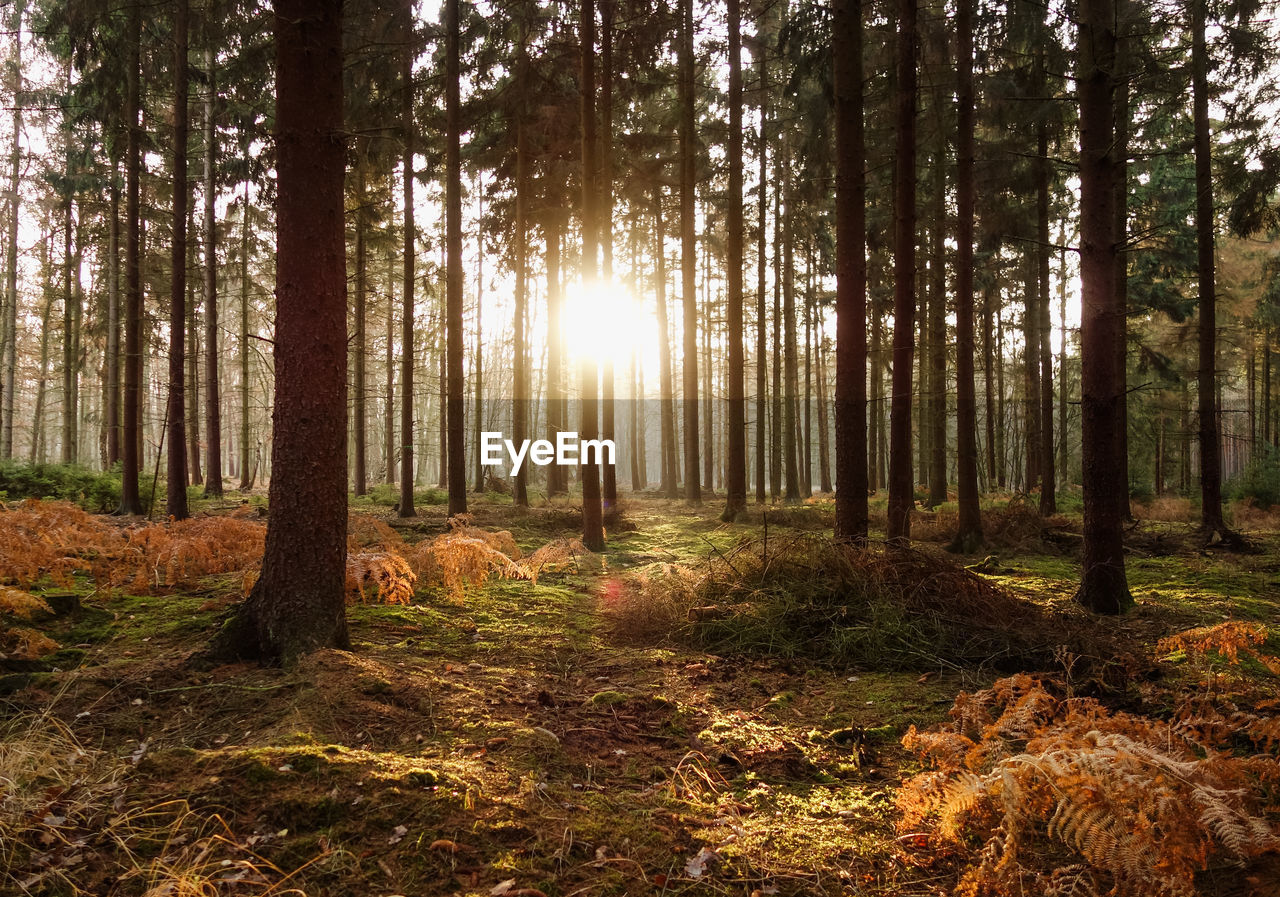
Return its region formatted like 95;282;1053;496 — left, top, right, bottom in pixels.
754;17;768;505
353;156;368;496
62;190;76;464
722;0;746;520
887;0;917;542
512;12;530;507
384;254;395;484
238;182;253;491
679;0;700;505
1037;116;1056;515
1022;254;1040;496
120;0;145;514
951;0;982;552
928;139;947;508
2;0;23;460
654;186;678;498
580;0;605;549
600;0;617;514
167;0;189;519
203;44;222;496
402;0;421;515
472;178;484;493
782;151;800;503
546;181;565;495
187;204;201;486
770;168;782;501
210;0;349;664
1074;0;1131;613
1192;0;1230;539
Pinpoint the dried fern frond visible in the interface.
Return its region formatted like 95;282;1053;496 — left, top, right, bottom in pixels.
1158;621;1280;674
899;675;1280;897
0;587;53;620
346;551;416;605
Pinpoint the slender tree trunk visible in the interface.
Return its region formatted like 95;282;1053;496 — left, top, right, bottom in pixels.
928;139;947;507
167;0;190;518
384;254;395;484
802;254;813;496
120;0;145;514
211;0;348;664
982;281;996;489
654;186;677;498
580;0;605;549
870;295;883;492
512;14;530;507
1192;0;1229;538
816;317;832;493
722;0;746;520
353;156;368;495
106;159;121;466
31;281;53;465
782;153;800;503
1022;254;1040;495
238;182;253;491
1075;0;1131;613
754;23;768;505
770;171;782;501
996;302;1006;488
2;0;23;460
1037;117;1056;515
1058;232;1069;485
62;190;75;464
546;185;565;495
187;205;201;486
600;0;618;514
887;0;917;542
952;0;982;551
472;178;484;493
679;0;700;505
402;0;421;515
203;44;222;496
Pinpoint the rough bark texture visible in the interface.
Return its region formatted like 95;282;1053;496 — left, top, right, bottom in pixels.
1074;0;1131;614
754;24;768;505
600;0;617;515
951;0;982;552
209;0;349;664
833;0;867;541
654;187;678;498
1037;114;1056;516
512;13;529;508
167;0;190;520
2;0;23;460
886;0;917;543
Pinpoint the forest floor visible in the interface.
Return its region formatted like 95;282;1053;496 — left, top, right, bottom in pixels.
3;492;1280;897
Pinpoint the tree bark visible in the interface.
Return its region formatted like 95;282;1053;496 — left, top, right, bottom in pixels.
512;11;530;508
951;0;982;551
580;0;605;549
722;0;746;521
353;155;368;496
238;181;253;491
120;0;145;514
166;0;190;519
203;43;222;497
887;0;917;543
402;0;421;515
754;15;768;505
600;0;617;514
210;0;349;664
654;186;677;498
2;0;23;460
679;0;700;505
1074;0;1131;613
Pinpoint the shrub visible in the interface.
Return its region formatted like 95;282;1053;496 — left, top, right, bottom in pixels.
0;461;124;511
1227;444;1280;509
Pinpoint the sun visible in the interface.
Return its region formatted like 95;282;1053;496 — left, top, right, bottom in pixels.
561;277;645;364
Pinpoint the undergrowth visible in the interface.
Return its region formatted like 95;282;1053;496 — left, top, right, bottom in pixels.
607;534;1134;676
897;669;1280;897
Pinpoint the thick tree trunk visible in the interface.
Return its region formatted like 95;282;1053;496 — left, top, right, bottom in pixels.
472;182;484;493
353;157;368;496
210;0;349;664
951;0;982;552
679;0;700;505
1074;0;1131;613
512;16;530;507
445;0;466;516
887;0;917;542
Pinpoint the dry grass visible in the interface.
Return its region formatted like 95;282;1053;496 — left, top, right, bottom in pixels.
1229;498;1280;531
607;534;1138;678
0;710;319;896
1132;495;1195;523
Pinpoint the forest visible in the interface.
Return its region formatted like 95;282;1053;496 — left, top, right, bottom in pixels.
2;0;1280;894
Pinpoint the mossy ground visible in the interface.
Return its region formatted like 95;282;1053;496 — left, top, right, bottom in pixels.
3;492;1277;896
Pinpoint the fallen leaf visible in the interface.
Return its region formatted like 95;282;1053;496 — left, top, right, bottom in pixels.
429;838;458;853
388;824;408;845
685;846;719;878
491;880;516;896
